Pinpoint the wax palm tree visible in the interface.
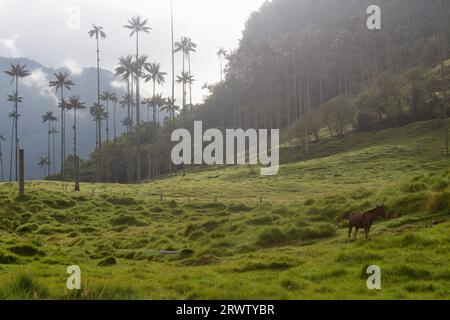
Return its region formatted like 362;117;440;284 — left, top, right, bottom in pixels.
100;90;116;144
90;102;107;182
88;25;106;105
5;63;30;181
42;111;57;178
144;62;167;103
6;93;22;182
124;15;151;127
49;72;74;176
67;96;86;191
0;133;5;181
38;157;49;177
162;97;179;123
217;47;227;82
50;127;58;175
176;72;195;118
142;97;153;123
110;92;118;142
185;38;197;114
120;94;135;133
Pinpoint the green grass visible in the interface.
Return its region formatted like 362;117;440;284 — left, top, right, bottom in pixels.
0;119;449;299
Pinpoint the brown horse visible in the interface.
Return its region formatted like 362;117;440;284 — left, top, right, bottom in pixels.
348;205;386;239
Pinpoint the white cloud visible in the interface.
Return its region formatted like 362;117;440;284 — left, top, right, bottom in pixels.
23;68;58;104
0;34;24;57
63;58;84;76
110;80;127;90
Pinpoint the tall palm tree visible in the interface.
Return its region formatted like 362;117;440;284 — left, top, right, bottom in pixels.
5;63;30;181
38;157;49;177
50;127;58;175
0;133;5;181
49;72;74;177
176;72;195;118
124;15;151;127
6;94;22;182
100;90;116;144
144;62;166;109
162;97;179;123
67;96;86;191
217;47;227;82
185;38;197;116
170;0;176;128
110;92;118;142
42;111;57;178
88;25;106;106
90;102;107;182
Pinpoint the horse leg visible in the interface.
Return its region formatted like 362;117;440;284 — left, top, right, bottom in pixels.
354;228;359;240
348;225;353;239
364;228;369;239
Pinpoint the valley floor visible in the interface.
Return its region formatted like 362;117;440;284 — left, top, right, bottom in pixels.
0;120;449;299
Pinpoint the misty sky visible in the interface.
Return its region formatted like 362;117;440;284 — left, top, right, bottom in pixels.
0;0;266;104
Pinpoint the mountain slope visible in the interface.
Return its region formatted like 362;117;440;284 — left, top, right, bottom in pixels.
0;57;126;179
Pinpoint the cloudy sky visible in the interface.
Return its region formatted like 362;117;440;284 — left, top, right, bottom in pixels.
0;0;266;104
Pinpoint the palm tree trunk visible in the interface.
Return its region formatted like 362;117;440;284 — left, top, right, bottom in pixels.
52;132;56;175
60;88;65;177
15;76;19;182
0;141;4;181
74;108;80;191
9;118;14;182
47;122;51;178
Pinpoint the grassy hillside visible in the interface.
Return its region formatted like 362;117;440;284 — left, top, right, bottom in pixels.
0;119;449;299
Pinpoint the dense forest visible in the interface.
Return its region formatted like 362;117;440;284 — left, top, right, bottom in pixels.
56;0;450;184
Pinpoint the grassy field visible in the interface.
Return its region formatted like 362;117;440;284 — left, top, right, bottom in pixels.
0;119;449;299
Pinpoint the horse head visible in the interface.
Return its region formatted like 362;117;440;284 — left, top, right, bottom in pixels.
375;204;387;219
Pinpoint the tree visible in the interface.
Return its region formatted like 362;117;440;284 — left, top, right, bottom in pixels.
124;15;151;127
38;157;49;177
0;133;5;181
6;94;22;182
67;96;86;191
42;111;57;178
100;90;116;144
49;72;74;177
90;102;107;181
176;72;195;118
50;127;59;175
217;47;227;82
4;63;30;181
175;37;196;119
89;25;107;180
110;92;118;142
162;97;179;123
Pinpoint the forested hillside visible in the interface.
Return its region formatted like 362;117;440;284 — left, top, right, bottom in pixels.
196;0;450;135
